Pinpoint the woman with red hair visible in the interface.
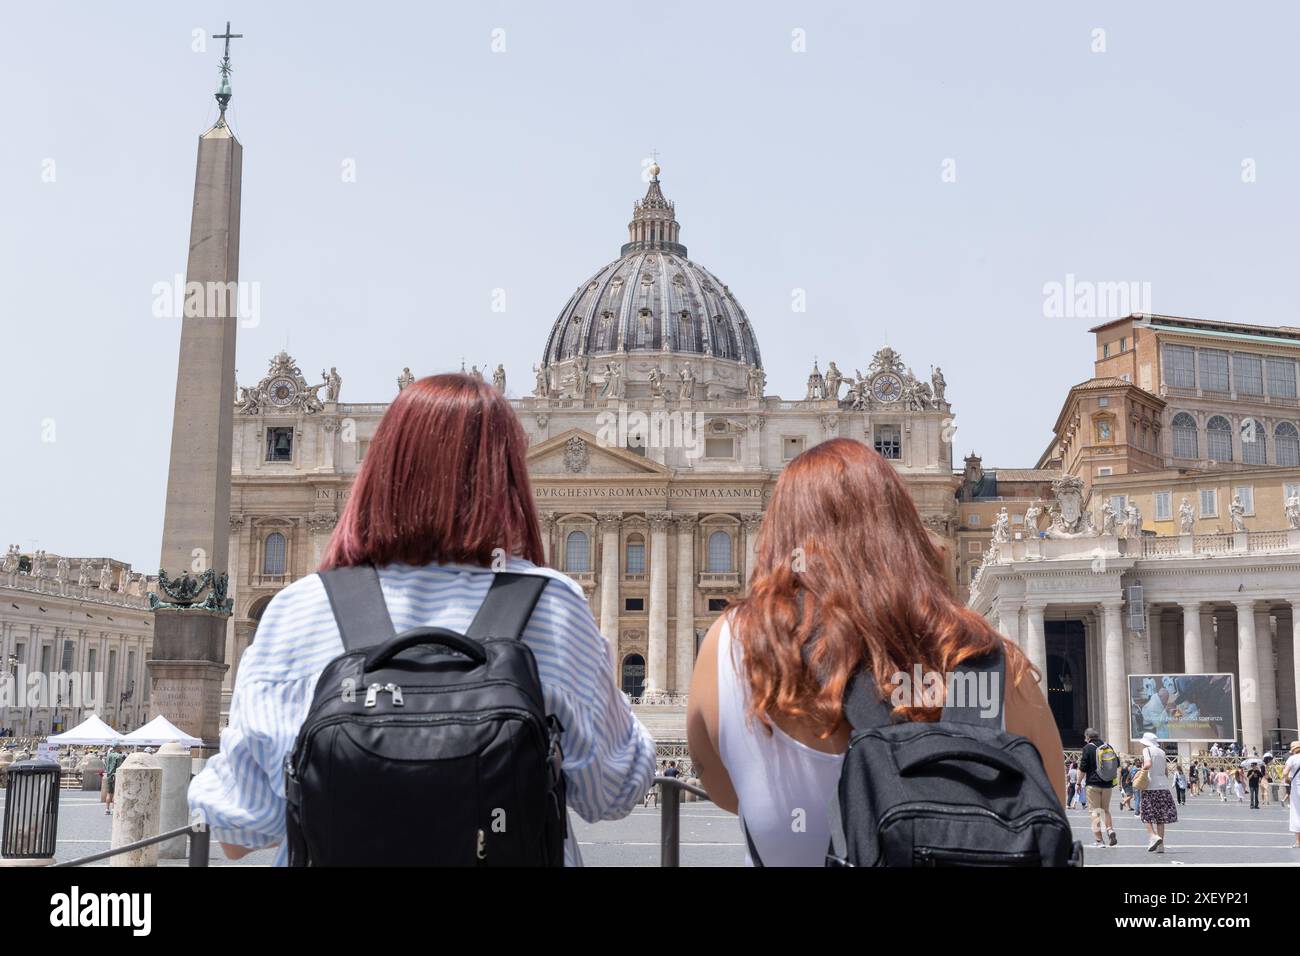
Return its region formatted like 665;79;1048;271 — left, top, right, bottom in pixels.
190;374;655;865
688;438;1066;866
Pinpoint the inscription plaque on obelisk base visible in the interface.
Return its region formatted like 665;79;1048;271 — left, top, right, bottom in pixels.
146;24;244;750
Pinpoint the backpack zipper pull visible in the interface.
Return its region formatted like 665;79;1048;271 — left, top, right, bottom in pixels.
387;683;404;706
363;683;381;707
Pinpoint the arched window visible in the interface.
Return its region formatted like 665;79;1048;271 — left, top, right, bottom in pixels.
620;653;646;699
1171;412;1198;459
1206;416;1232;462
263;533;286;575
565;530;590;572
1241;418;1267;465
707;530;733;572
1276;421;1300;467
625;533;646;574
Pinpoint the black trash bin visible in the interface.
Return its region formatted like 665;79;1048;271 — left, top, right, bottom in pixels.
2;759;61;860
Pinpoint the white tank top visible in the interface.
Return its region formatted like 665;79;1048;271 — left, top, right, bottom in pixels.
716;615;845;867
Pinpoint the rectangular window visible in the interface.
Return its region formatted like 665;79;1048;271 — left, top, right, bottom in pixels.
356;440;369;461
1097;467;1113;476
967;514;980;526
1266;357;1298;398
1163;344;1196;389
704;437;735;459
60;640;74;674
625;541;645;574
39;644;52;675
624;598;644;612
1233;353;1264;395
967;540;981;554
1285;482;1300;500
1199;488;1218;517
266;427;294;462
1103;343;1111;358
1098;397;1109;407
1120;337;1127;351
1109;495;1127;516
1234;485;1255;514
1154;492;1172;521
707;598;729;612
874;424;901;460
1198;349;1230;392
782;436;805;461
106;649;117;700
86;648;97;677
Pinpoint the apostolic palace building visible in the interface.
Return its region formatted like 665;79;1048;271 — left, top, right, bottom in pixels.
5;164;1300;760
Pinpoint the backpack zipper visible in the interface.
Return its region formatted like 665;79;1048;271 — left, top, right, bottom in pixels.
363;682;404;707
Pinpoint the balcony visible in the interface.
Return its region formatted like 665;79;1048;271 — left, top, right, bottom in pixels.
697;571;740;591
565;571;596;589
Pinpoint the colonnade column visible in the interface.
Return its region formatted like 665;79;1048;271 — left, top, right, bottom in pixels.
646;512;672;696
1255;606;1277;751
540;514;556;567
1147;605;1163;673
597;513;622;674
673;515;698;694
1200;607;1218;672
1101;600;1130;753
1130;605;1152;675
1022;602;1047;699
1235;599;1263;754
741;513;763;590
994;599;1020;647
1291;598;1300;744
1180;601;1204;674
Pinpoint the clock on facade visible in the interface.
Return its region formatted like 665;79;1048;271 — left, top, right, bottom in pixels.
870;371;904;404
267;377;298;407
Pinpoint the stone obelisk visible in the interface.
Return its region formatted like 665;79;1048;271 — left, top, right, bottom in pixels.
146;24;244;750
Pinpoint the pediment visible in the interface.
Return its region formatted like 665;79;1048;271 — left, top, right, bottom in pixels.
528;428;672;477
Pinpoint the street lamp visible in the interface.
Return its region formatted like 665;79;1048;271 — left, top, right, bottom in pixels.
116;679;135;728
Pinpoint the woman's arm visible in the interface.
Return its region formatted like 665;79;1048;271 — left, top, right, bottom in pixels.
1003;665;1067;808
686;616;739;813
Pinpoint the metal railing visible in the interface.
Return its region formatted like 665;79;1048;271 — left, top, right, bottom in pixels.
52;824;210;867
654;775;710;867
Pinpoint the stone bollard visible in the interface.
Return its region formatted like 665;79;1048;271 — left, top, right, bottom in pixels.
109;753;162;867
155;743;192;859
77;754;105;792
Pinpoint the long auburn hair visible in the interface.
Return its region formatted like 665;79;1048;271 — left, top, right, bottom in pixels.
321;374;544;570
730;437;1033;736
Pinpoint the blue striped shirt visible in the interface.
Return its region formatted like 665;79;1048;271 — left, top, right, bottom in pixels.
187;559;656;865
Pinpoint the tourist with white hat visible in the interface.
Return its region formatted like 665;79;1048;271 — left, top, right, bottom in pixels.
1137;731;1177;853
1284;740;1300;848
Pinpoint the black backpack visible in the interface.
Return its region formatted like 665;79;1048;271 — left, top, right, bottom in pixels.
284;566;567;866
825;647;1082;867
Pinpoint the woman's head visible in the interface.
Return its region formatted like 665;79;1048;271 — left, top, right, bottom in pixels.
321;374;543;570
730;437;1028;736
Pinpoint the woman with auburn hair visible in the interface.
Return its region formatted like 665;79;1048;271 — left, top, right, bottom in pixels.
688;438;1066;866
189;373;655;865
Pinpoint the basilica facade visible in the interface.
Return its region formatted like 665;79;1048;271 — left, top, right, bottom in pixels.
221;165;960;708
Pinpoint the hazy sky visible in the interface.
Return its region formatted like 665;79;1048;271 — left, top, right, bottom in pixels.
4;1;1299;569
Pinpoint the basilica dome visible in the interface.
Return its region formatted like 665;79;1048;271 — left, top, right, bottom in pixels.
541;166;762;372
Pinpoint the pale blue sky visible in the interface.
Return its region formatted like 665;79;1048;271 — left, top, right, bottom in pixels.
3;1;1299;569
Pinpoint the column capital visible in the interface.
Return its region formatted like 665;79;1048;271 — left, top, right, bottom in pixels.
1099;599;1124;616
740;512;764;532
1233;597;1259;613
1022;599;1048;615
1177;599;1202;612
672;513;700;531
540;512;558;531
648;512;674;533
596;512;623;531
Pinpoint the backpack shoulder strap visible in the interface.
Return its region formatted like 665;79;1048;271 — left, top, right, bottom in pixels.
318;565;396;652
842;669;895;731
940;643;1005;729
465;572;548;640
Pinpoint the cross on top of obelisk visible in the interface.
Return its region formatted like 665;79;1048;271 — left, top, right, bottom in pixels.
213;21;243;120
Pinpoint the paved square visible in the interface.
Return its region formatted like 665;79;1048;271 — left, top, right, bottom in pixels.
8;786;1297;867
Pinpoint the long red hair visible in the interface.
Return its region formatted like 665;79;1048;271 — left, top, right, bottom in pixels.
321;374;543;570
730;437;1033;735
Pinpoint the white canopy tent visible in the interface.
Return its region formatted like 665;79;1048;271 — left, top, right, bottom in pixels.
46;714;123;746
120;715;202;748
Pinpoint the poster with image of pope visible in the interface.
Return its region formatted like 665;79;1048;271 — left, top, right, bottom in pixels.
1128;673;1237;742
